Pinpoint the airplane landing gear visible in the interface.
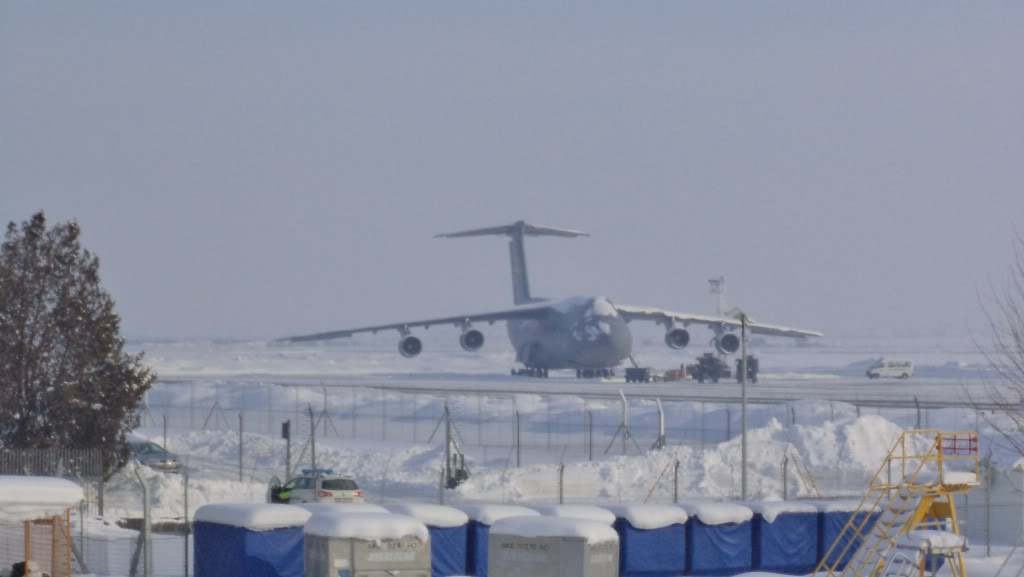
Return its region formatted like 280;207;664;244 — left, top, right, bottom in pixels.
512;367;549;378
576;368;614;379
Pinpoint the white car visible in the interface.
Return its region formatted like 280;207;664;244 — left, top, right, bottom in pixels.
268;469;364;504
866;358;913;379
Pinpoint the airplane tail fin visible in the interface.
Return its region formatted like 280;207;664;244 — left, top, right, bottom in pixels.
436;221;589;305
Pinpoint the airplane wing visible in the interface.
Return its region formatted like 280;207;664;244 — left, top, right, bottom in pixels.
281;302;553;342
614;304;823;339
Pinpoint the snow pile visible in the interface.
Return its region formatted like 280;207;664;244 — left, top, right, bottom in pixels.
0;476;83;521
193;503;310;529
459;504;539;525
386;503;468;528
745;501;817;523
490;516;619;544
532;504;615;525
605;504;688;529
458;407;909;502
304;512;429;542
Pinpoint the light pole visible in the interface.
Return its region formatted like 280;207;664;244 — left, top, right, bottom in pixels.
740;313;748;500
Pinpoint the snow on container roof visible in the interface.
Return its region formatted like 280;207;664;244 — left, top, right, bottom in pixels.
532;504;615;525
297;502;388;515
745;501;818;523
690;503;753;526
193;503;311;530
604;504;688;530
0;476;83;521
386;503;468;528
304;512;429;542
490;516;619;545
459;504;539;525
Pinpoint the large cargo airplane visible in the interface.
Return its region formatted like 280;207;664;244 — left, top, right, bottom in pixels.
285;221;822;377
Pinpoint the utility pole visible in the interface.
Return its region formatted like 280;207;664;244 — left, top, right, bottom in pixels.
741;313;749;500
444;402;451;489
309;405;317;471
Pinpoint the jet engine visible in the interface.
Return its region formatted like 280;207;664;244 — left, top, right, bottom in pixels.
460;328;485;352
715;333;741;355
664;327;691;350
399;335;423;358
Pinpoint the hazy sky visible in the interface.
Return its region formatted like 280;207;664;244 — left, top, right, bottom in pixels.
2;2;1022;340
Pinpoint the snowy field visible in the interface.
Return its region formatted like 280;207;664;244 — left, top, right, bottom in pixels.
47;332;1024;576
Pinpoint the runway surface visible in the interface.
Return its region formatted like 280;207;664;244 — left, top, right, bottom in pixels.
163;371;1004;410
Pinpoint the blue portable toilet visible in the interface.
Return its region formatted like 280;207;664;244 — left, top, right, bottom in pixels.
749;501;819;575
387;503;470;577
685;502;754;576
818;500;881;571
606;504;688;577
194;503;311;577
460;504;539;577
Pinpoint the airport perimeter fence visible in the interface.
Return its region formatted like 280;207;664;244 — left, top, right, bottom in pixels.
138;380;971;500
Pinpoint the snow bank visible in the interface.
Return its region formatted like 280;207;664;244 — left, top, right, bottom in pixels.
386;503;468;528
746;501;817;523
604;504;688;529
814;499;869;513
193;503;310;530
915;471;978;485
490;516;619;544
459;504;539;525
688;502;753;525
532;504;615;525
0;476;83;521
304;512;429;542
897;530;965;550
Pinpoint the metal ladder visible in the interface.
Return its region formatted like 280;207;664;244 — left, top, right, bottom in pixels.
814;430;979;577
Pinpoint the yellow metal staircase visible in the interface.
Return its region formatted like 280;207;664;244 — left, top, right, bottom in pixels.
813;430;979;577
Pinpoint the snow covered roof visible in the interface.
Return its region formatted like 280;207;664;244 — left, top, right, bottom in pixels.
193;503;311;530
745;501;818;523
604;504;688;529
459;504;539;525
688;502;753;526
304;512;429;542
490;516;619;545
296;502;388;515
532;504;615;525
0;476;83;521
385;503;468;528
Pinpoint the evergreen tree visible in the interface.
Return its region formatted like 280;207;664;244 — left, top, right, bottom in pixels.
0;211;154;474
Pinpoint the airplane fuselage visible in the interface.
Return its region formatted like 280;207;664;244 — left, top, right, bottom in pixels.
506;296;632;370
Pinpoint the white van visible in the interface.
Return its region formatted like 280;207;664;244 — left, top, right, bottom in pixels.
866;358;913;379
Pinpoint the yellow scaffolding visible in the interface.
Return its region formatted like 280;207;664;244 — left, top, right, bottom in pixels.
814;430;979;577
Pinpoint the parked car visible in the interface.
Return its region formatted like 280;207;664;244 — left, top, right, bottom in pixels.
128;440;184;473
268;469;364;504
866;358;914;379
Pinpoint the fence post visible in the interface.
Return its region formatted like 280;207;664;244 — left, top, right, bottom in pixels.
558;463;565;504
782;454;789;500
515;411;521;468
726;406;731;441
134;467;152;577
184;468;190;577
439;468;446;505
673;460;680;503
985;452;991;556
309;405;317;471
915;397;921;429
238;413;244;482
588;410;594;462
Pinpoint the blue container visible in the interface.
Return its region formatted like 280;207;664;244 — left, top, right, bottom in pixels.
685;504;754;576
751;503;819;575
608;505;688;577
